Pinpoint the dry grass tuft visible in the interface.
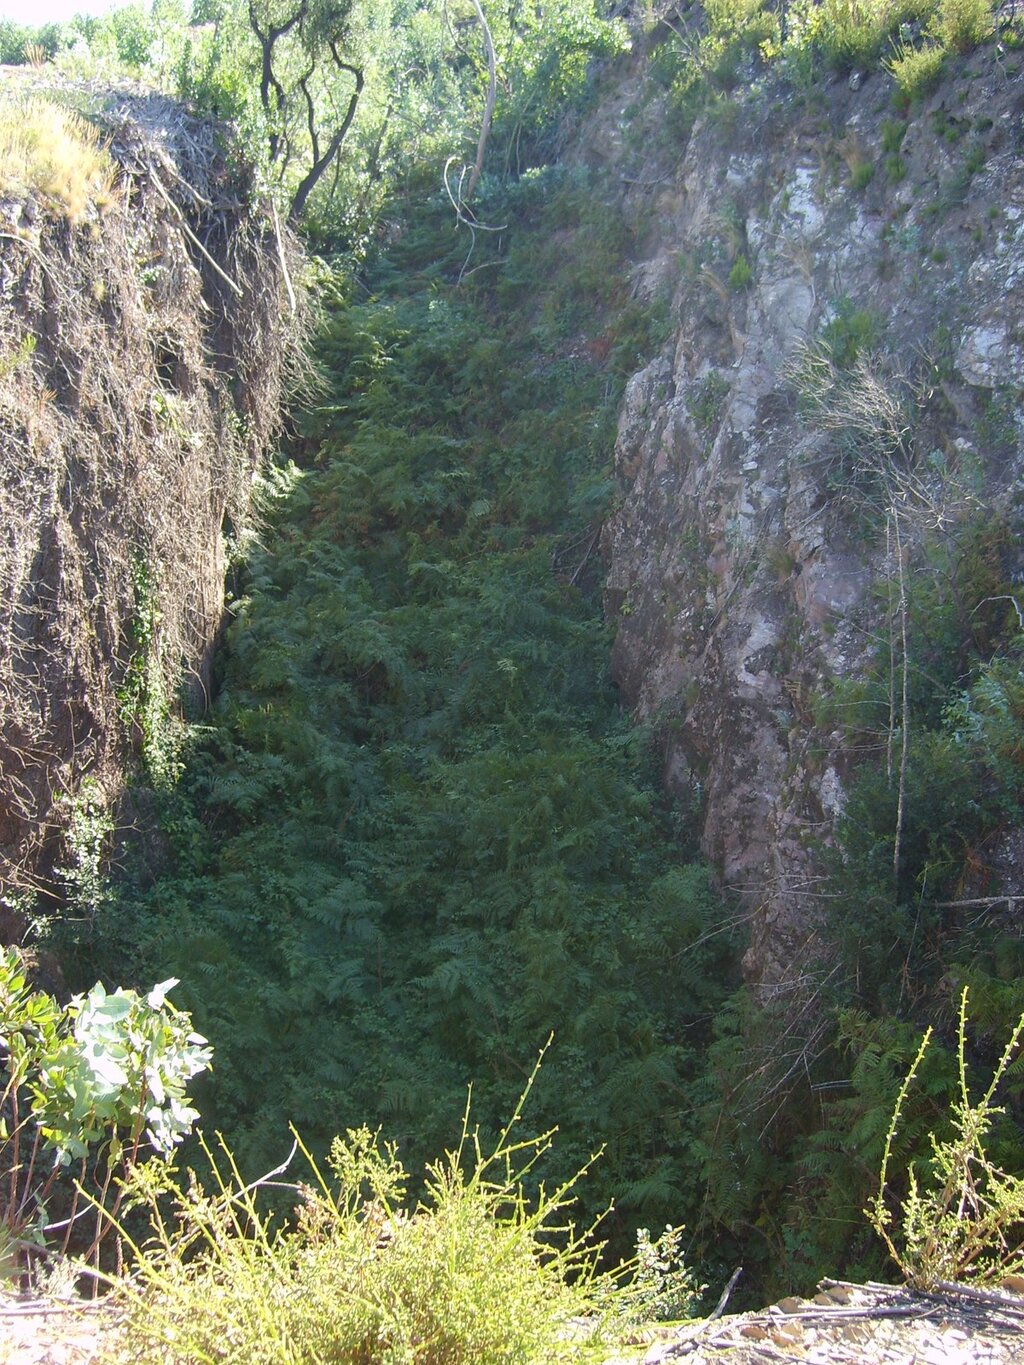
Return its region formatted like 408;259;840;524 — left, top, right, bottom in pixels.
0;96;116;220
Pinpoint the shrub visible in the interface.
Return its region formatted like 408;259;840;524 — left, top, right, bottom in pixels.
704;0;781;55
868;990;1024;1287
728;253;753;290
109;187;734;1260
688;372;730;429
886;40;947;100
932;0;994;52
881;119;907;154
0;20;29;64
103;1067;701;1363
0;948;210;1273
815;0;908;71
885;153;907;181
944;644;1024;822
788;343;915;489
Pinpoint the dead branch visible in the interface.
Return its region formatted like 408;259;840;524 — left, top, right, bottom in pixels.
891;508;910;892
928;896;1024;909
146;168;243;297
270;200;296;315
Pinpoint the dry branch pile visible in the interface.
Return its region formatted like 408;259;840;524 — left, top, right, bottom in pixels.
0;84;300;925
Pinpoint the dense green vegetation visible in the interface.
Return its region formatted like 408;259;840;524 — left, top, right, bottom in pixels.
9;0;1024;1307
697;524;1024;1290
62;172;734;1258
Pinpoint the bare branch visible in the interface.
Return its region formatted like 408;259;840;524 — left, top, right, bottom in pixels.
147;167;243;297
270;200;296;315
465;0;497;202
891;508;910;895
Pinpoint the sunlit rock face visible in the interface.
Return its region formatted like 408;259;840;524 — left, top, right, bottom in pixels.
595;49;1024;989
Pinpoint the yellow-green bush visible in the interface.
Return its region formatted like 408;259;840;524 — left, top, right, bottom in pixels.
931;0;995;53
868;991;1024;1288
885;40;947;99
102;1075;699;1364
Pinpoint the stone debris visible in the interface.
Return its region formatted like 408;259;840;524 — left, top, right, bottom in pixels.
5;1278;1024;1363
0;1290;115;1365
632;1281;1024;1364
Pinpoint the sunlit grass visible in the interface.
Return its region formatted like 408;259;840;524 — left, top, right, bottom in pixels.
0;95;115;220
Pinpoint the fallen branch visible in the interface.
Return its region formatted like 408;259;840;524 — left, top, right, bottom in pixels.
147;167;243;298
928;1280;1024;1312
270;200;296;315
0;1296;114;1316
442;158;508;285
708;1265;743;1321
928;896;1024;909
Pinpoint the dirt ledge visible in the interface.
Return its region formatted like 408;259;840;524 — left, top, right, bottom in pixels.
5;1278;1024;1364
614;1280;1024;1364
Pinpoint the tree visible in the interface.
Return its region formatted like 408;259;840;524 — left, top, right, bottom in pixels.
245;0;364;223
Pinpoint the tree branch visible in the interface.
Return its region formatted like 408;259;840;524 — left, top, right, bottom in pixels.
287;49;364;224
248;0;307;164
465;0;496;202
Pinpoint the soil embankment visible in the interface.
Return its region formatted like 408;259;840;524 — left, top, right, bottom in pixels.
0;78;297;923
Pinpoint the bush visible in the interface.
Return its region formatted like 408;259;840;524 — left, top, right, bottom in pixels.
727;253;753;290
932;0;994;52
104;1066;700;1363
868;990;1024;1287
105;185;734;1258
812;0;930;72
788;341;915;495
886;40;947;99
0;948;210;1273
0;19;29;64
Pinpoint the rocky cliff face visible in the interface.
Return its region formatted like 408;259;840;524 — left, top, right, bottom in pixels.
0;85;296;921
595;48;1024;988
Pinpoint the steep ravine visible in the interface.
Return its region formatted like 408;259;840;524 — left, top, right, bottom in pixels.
4;35;1024;1321
592;46;1024;989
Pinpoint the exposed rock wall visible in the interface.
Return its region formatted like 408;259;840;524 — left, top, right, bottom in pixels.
0;88;297;918
595;49;1024;987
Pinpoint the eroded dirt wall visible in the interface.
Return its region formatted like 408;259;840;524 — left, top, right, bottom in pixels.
0;89;297;921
